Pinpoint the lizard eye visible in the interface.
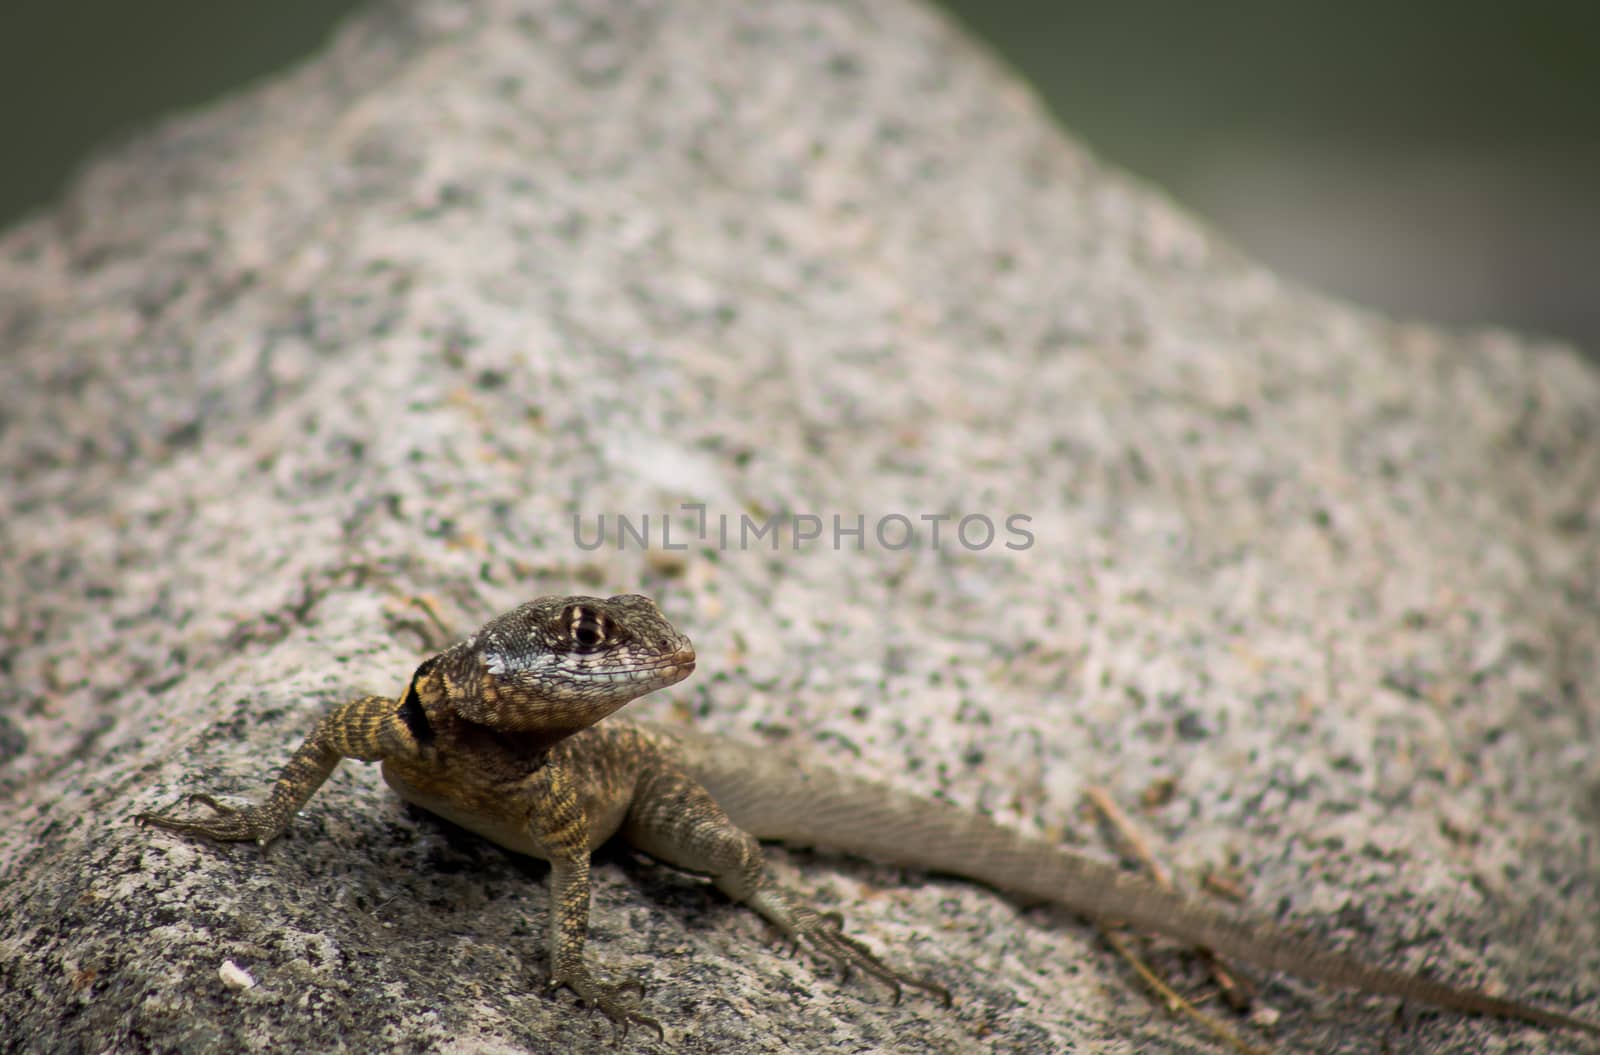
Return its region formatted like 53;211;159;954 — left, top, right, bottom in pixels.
566;605;610;652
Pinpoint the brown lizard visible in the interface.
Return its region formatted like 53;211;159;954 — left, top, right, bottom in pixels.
138;594;1599;1041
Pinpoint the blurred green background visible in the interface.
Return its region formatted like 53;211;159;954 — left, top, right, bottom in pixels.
3;1;1597;358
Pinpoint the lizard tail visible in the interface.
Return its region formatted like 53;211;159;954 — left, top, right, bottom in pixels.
664;725;1598;1036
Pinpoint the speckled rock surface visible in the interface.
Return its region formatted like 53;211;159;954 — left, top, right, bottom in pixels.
2;1;1598;1053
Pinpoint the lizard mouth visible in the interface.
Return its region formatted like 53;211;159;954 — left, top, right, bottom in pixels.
652;646;696;685
662;646;697;678
604;646;695;684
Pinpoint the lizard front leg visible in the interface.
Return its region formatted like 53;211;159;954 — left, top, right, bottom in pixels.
622;767;949;1004
138;693;415;845
526;764;662;1038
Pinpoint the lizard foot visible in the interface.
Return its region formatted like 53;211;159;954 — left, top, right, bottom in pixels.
754;893;951;1006
137;793;281;846
553;966;664;1040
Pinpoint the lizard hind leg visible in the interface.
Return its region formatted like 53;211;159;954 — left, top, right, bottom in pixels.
622;768;950;1006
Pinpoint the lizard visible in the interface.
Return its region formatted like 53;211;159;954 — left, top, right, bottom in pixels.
138;593;1600;1042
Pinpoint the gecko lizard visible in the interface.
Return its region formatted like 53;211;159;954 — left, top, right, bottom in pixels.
138;594;1599;1041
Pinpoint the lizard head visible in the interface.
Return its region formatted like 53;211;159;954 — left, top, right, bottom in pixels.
438;593;697;734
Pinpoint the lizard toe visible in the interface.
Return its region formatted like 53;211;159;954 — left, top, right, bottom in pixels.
760;895;950;1007
555;966;664;1041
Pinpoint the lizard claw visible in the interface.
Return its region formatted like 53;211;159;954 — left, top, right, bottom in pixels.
554;966;664;1041
757;893;951;1007
137;794;280;846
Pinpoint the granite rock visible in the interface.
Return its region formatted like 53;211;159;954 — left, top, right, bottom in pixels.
2;1;1598;1052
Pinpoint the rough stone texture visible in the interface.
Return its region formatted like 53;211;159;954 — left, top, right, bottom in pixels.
2;1;1598;1053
